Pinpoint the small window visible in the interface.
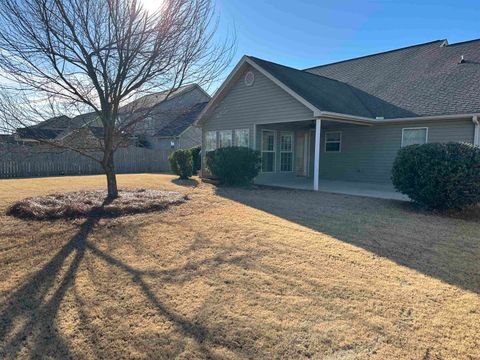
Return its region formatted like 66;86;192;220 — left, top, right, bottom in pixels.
235;129;249;147
280;132;293;172
218;130;233;148
261;130;275;172
325;131;341;152
402;127;428;147
205;131;217;152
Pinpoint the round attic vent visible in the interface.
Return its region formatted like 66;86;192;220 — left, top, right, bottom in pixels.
244;71;255;86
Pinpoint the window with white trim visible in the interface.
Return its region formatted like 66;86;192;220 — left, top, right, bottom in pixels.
235;128;250;147
280;132;293;172
205;131;217;152
261;130;275;172
402;127;428;147
325;131;342;152
218;130;233;148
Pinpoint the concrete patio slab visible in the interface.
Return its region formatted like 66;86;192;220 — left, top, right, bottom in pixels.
255;177;409;201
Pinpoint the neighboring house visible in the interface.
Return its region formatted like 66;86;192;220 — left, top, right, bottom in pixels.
122;84;210;150
14;84;210;151
197;39;480;190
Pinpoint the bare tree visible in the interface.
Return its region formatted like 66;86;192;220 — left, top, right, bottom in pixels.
0;0;233;198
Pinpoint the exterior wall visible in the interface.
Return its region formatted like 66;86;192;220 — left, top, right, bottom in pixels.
201;64;314;172
178;126;202;149
146;126;201;151
238;119;475;185
317;119;475;183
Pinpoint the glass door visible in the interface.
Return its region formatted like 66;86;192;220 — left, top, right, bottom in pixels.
261;130;275;172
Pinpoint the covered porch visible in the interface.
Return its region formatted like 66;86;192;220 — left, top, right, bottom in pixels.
253;119;408;201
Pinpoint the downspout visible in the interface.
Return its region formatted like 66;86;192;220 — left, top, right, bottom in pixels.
473;115;480;147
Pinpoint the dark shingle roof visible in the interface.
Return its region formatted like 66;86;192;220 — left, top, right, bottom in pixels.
305;39;480;117
156;102;208;136
16;127;63;140
120;84;199;114
31;115;72;129
248;56;415;118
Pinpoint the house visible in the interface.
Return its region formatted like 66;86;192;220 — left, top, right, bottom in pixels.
122;84;210;150
197;39;480;194
14;84;210;151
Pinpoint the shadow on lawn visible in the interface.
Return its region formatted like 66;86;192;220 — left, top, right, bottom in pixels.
0;202;253;359
171;178;199;188
215;186;480;295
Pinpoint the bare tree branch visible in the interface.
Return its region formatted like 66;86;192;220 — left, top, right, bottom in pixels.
0;0;235;197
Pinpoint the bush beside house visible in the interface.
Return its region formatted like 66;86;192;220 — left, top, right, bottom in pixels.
206;147;261;186
169;149;193;179
392;142;480;210
190;146;201;174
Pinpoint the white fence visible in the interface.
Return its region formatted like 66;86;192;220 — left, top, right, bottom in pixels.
0;147;173;179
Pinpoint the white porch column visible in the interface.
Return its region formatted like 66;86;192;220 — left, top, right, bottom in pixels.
314;119;321;191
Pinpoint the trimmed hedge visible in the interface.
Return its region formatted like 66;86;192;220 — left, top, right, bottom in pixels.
169;149;193;179
190;146;201;174
206;147;261;185
391;142;480;210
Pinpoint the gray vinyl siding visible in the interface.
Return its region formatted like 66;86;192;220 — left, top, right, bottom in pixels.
318;120;475;183
202;65;314;156
178;126;202;149
147;126;201;151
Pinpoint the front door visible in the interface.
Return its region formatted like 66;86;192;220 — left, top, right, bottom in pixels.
295;131;310;176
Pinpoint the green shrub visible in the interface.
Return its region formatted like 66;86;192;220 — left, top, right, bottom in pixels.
169;149;193;179
190;146;201;174
206;147;261;185
391;142;480;210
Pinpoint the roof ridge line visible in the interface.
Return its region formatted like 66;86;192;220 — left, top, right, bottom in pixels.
248;56;353;85
444;38;480;47
303;39;447;71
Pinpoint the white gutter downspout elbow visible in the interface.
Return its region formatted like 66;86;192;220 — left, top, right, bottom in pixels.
473;115;480;147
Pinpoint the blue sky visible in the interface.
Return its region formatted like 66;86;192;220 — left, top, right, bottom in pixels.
214;0;480;74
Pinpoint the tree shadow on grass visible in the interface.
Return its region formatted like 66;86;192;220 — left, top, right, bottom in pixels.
215;186;480;294
0;204;260;359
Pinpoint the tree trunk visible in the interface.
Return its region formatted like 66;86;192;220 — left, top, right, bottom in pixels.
104;153;118;199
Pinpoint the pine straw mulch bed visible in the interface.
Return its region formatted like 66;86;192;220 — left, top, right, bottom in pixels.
6;189;187;220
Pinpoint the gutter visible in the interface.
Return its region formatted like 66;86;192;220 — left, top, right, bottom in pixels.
473;115;480;146
316;111;480;127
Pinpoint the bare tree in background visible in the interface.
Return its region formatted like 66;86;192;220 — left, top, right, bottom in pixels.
0;0;234;198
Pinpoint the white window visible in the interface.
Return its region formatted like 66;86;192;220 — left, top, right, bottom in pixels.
205;131;217;152
280;132;293;172
261;130;275;172
402;127;428;147
218;130;233;148
325;131;342;152
235;128;250;147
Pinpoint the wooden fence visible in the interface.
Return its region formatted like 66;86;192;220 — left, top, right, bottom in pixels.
0;147;173;179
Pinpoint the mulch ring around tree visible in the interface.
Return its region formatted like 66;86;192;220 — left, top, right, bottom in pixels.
6;189;187;220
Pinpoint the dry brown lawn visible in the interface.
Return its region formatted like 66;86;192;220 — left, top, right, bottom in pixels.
0;174;479;359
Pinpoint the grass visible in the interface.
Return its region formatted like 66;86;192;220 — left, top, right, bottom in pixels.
0;174;479;359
